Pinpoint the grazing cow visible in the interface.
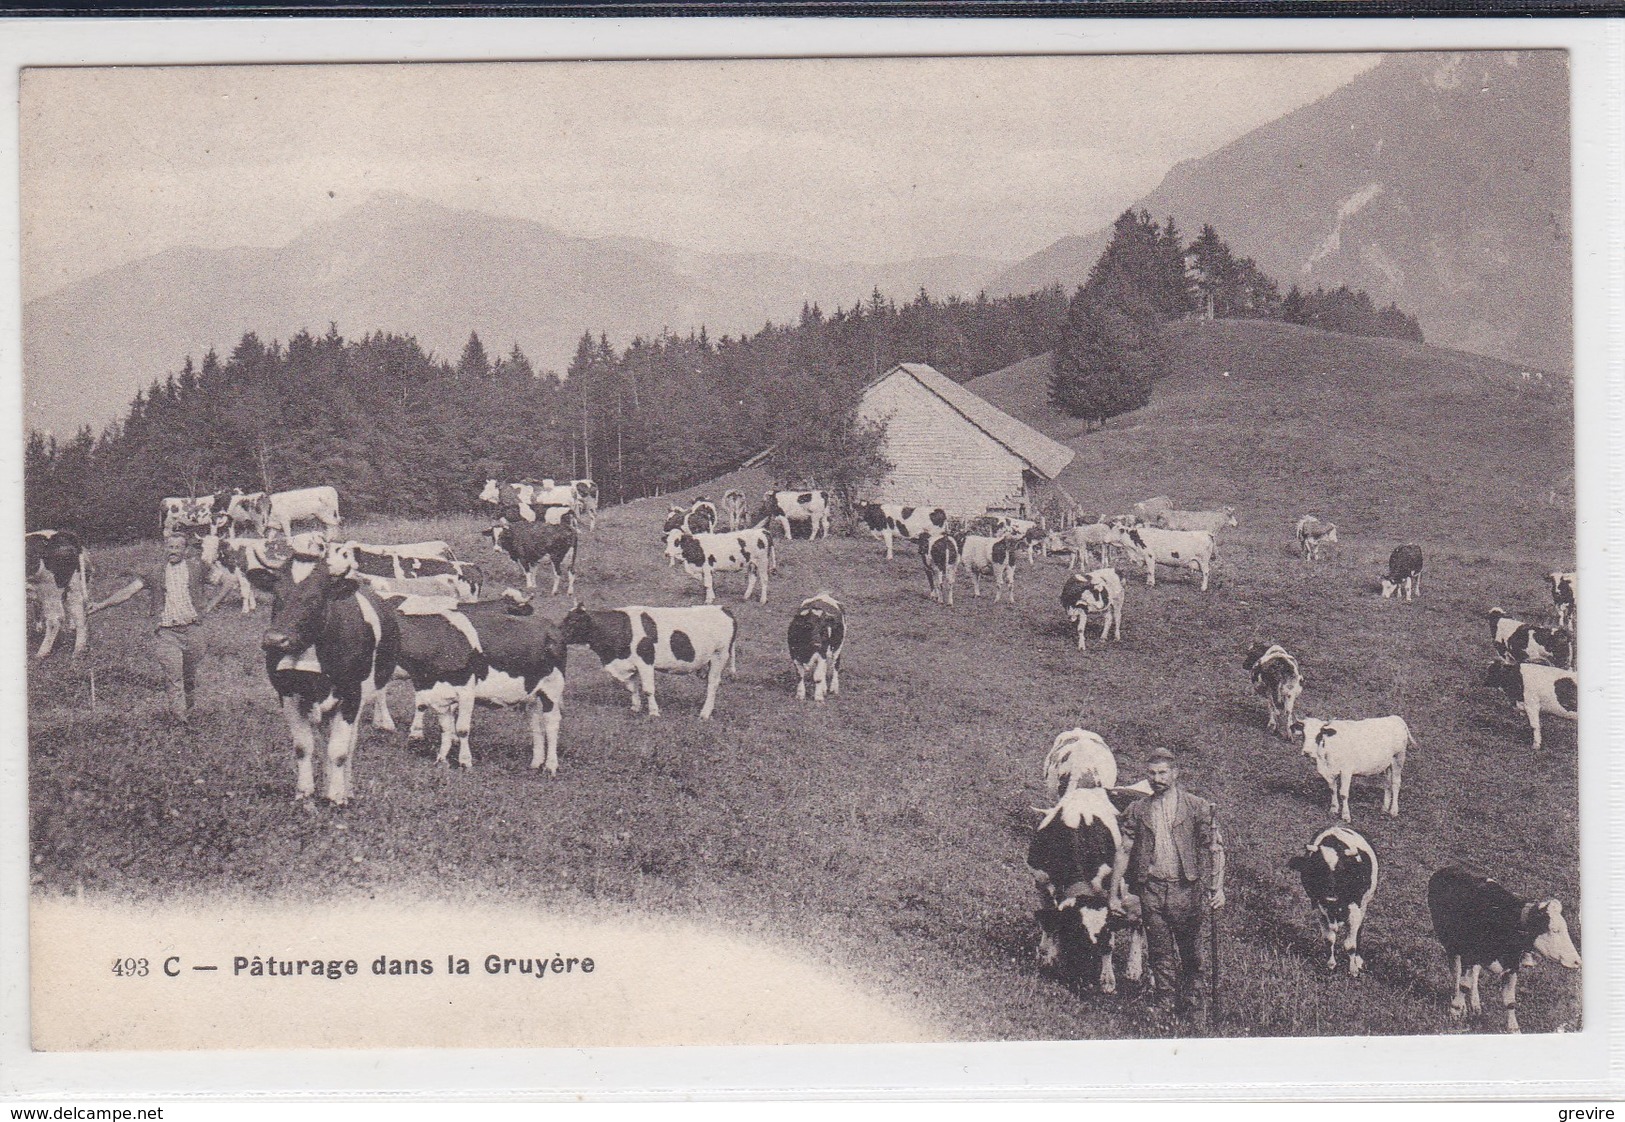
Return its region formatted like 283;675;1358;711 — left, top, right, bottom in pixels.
721;489;748;532
559;603;737;719
1243;641;1303;739
1484;661;1577;751
223;490;270;537
1293;716;1413;823
1059;568;1123;651
1028;786;1145;995
383;591;567;773
1132;496;1174;523
1120;526;1215;590
1296;515;1338;561
1155;507;1238;533
161;495;221;537
916;530;959;606
1382;543;1424;601
1287;826;1378;977
486;519;577;595
956;532;1019;602
856;502;948;560
1427;867;1581;1033
787;593;845;701
1488;608;1573;669
1043;728;1117;796
670;527;773;605
25;529;89;658
1549;571;1576;630
267;486;341;535
570;479;600;530
244;538;400;805
768;490;831;541
1045;522;1124;571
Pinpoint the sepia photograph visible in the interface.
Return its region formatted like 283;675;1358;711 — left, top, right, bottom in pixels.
5;18;1613;1097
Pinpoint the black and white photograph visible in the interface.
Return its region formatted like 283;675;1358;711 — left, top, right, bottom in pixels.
5;18;1616;1097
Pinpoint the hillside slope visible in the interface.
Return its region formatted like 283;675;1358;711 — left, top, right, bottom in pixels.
988;51;1571;373
967;320;1574;556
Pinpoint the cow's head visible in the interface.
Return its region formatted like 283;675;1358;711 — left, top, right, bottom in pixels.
664;506;687;533
1524;899;1582;968
255;540;359;657
1483;660;1525;701
1222;506;1239;527
558;602;596;646
1291;717;1324;755
1242;641;1274;671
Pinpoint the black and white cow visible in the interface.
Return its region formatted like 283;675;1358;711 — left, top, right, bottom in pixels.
486;519;577;595
916;530;959;606
559;603;737;719
1243;641;1303;740
667;527;773;605
766;489;831;541
570;479;600;531
1484;661;1577;751
382;591;567;773
1489;608;1573;670
856;502;947;560
211;534;278;613
245;537;400;805
1549;571;1576;630
1120;526;1215;590
957;532;1019;602
222;490;270;538
1028;786;1145;995
721;489;748;532
1427;867;1581;1033
26;529;89;658
1059;568;1123;651
161;495;222;538
1382;543;1424;601
787;593;845;701
1043;728;1117;796
1287;825;1378;977
480;479;538;523
341;541;480;599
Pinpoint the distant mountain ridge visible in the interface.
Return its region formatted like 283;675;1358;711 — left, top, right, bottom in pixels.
989;51;1571;374
23;192;1003;435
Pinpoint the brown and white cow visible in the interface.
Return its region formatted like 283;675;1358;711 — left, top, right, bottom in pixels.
559;603;737;719
1155;507;1238;533
721;489;749;532
1296;515;1339;561
245;537;400;805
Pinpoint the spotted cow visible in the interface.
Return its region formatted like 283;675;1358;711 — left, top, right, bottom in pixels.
1243;641;1303;740
668;527;773;605
1059;567;1123;651
559;603;737;719
856;502;947;560
1288;825;1378;977
787;593;845;701
26;529;89;658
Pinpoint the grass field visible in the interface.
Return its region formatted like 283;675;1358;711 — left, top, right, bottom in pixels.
28;321;1580;1041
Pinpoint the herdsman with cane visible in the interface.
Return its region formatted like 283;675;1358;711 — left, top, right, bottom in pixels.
1111;746;1226;1026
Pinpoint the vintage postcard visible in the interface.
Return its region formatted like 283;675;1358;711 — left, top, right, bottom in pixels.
3;16;1618;1100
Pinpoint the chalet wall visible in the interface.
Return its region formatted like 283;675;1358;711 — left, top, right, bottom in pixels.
858;373;1027;516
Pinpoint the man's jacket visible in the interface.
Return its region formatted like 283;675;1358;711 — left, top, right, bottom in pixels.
1120;788;1223;892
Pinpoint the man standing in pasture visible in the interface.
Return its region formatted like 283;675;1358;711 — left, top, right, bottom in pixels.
87;532;231;723
1111;746;1226;1024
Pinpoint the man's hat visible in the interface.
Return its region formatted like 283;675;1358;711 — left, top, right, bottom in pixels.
1147;746;1179;764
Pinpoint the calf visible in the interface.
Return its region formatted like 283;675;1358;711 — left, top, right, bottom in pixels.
213;535;275;613
670;527;773;604
559;602;737;719
384;591;567;773
1059;568;1123;651
1120;526;1215;590
1043;728;1117;797
1243;641;1302;740
245;538;400;805
1287;826;1378;977
787;593;844;701
1427;867;1581;1033
25;529;89;658
768;489;831;541
1155;507;1238;533
856;502;947;560
1046;522;1123;571
1293;715;1413;823
916;530;959;606
1549;571;1576;630
1028;786;1144;994
722;489;748;532
487;519;577;595
1382;543;1424;601
1484;661;1577;751
1296;515;1338;561
1489;608;1573;669
957;532;1019;603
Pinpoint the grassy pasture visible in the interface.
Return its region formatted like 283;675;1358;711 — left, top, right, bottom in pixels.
29;322;1579;1040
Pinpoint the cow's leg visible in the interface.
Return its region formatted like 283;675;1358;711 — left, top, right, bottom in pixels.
968;568;981;598
1198;561;1209;592
812;654;828;702
703;569;717;605
565;560;576;598
431;696;458;765
238;571;257;613
638;659;660;718
1345;903;1365;977
282;696;319;801
699;654;723;720
370;686;397;731
549;560;562;596
1144;559;1156;586
1468;964;1483;1014
795;663;808;701
1388;761;1402;816
452;684;475;769
66;574;88;655
529;673;564;774
1327;777;1341;817
325;692;364;805
1503;970;1520;1033
944;570;955;607
1450;955;1468;1018
1321;910;1339;971
34;588;62;659
1076;614;1088;651
742;565;758;604
406;689;429;742
1111;601;1122;641
1339;772;1353;822
1528;693;1543;750
828;652;840;697
1100;934;1118;994
758;559;769;604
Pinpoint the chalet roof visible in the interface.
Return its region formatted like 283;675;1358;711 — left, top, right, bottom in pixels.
865;362;1076;480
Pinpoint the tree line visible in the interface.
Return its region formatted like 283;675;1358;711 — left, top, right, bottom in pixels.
1050;210;1424;425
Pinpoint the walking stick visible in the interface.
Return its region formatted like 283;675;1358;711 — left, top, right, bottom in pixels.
1209;801;1221;1023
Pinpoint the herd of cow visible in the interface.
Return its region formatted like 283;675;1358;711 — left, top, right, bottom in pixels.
25;477;1583;1035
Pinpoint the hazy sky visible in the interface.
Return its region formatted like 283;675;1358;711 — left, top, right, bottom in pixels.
21;54;1378;300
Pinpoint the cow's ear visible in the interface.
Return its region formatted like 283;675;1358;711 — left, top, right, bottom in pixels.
1320;726;1337;738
